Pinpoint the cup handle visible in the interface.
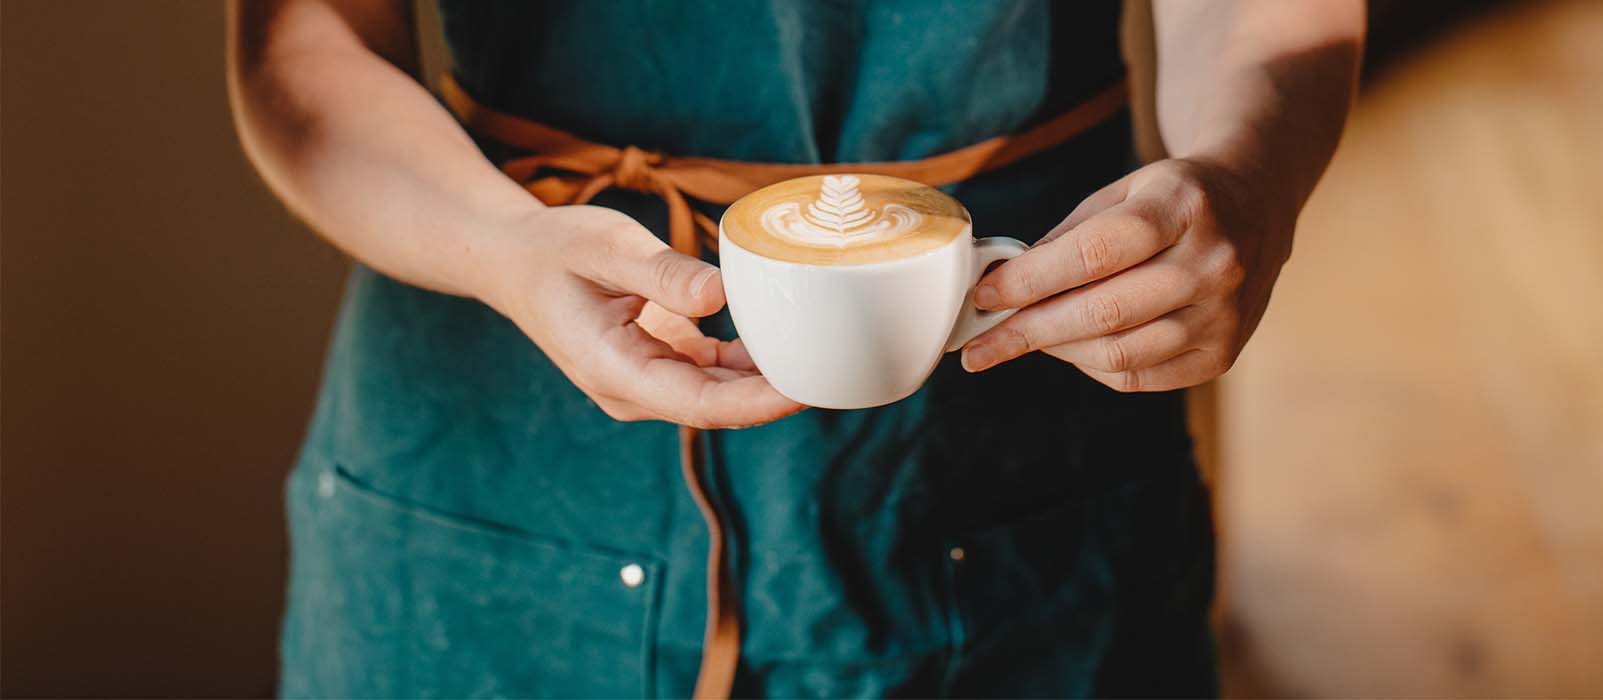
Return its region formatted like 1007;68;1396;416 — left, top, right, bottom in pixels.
945;236;1031;352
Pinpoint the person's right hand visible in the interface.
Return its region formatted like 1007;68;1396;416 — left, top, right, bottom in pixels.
477;204;805;429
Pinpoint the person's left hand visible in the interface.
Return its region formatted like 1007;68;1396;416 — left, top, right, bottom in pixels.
960;157;1295;392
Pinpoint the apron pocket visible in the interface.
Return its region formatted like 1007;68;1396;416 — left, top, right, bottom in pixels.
281;463;664;698
939;497;1114;697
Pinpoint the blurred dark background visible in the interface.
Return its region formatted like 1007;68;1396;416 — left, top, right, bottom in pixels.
2;2;346;696
4;0;1599;696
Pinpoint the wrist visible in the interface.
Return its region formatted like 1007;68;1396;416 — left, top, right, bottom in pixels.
1185;140;1303;227
461;202;549;315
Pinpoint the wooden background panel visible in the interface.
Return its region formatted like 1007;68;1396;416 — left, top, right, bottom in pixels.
1218;1;1603;695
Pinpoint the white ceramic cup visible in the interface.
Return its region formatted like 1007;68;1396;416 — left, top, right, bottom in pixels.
720;189;1028;409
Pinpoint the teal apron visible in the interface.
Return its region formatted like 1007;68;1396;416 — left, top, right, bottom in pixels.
279;1;1216;697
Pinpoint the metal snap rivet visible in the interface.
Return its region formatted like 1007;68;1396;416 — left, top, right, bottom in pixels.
620;563;645;588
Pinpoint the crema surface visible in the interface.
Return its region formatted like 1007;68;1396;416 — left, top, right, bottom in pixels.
721;174;969;265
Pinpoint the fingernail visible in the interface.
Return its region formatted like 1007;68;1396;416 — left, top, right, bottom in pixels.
963;345;993;372
974;284;1001;309
691;268;718;296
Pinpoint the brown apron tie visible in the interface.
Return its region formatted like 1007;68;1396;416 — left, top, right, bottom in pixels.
440;76;1127;261
440;75;1127;699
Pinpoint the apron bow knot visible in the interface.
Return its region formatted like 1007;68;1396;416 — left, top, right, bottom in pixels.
612;145;665;192
438;75;1128;264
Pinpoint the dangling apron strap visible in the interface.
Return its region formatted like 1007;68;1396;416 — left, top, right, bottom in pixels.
675;425;740;697
440;75;1128;700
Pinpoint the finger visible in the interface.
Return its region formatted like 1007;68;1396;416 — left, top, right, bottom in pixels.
581;224;725;318
635;302;763;372
594;292;651;326
1078;347;1229;393
638;356;806;428
1040;305;1205;372
975;190;1184;310
636;301;720;366
700;365;759;381
599;322;804;428
963;255;1202;371
716;338;759;372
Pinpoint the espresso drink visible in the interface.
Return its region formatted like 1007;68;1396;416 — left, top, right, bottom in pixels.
721;174;970;266
720;173;1025;408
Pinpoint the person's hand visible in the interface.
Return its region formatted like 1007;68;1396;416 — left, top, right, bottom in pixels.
478;204;804;428
961;158;1295;392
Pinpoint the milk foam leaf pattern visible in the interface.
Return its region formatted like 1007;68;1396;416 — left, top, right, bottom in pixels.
759;174;924;249
807;176;873;232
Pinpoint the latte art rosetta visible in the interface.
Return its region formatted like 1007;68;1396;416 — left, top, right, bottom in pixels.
722;173;968;265
759;175;924;248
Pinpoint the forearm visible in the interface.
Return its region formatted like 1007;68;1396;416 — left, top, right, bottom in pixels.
226;0;537;300
1152;0;1364;220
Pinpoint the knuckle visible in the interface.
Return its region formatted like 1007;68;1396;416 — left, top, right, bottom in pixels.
1211;249;1248;290
1138;159;1186;190
1100;335;1132;372
650;250;684;297
997;322;1037;354
1007;268;1040;304
1185;176;1215;221
1153;161;1216;236
1158;158;1194;179
1111;369;1143;393
689;390;733;431
1075;231;1119;278
681;391;714;430
1081;294;1125;335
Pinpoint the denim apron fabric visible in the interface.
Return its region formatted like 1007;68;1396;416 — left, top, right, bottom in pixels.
278;1;1217;697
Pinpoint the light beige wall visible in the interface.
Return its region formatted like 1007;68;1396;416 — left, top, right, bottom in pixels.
1;1;346;695
1217;1;1603;695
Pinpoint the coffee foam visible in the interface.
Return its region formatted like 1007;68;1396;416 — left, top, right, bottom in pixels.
721;174;969;265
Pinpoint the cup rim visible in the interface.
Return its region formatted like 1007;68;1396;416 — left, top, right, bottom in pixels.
717;174;975;269
716;218;975;270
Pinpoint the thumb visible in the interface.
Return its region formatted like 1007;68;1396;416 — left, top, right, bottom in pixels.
595;233;725;318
